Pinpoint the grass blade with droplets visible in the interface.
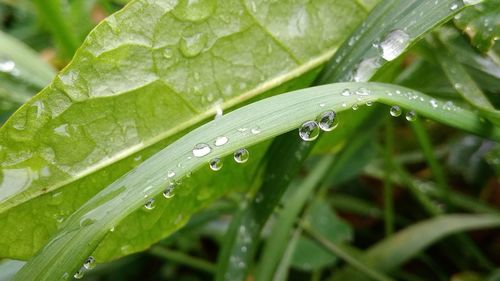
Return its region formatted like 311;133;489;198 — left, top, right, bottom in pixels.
13;81;500;281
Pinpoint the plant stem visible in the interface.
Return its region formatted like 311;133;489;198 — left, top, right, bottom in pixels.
149;246;216;274
303;224;395;281
383;119;395;236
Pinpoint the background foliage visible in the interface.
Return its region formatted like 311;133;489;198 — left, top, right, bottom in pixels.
0;0;499;280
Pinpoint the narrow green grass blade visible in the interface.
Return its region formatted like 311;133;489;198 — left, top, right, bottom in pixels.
318;0;483;84
383;120;395;236
432;34;500;125
0;30;56;88
255;157;335;281
13;82;500;281
331;214;500;281
216;0;480;278
304;225;394;281
409;118;450;205
32;0;80;58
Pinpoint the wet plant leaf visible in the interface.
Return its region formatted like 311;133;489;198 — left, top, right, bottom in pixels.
0;0;369;260
13;82;500;281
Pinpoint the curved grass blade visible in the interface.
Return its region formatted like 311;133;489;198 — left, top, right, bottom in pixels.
331;214;500;281
215;0;480;279
13;82;500;281
431;34;500;125
0;30;56;89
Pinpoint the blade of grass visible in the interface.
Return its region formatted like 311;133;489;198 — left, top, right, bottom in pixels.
409;118;450;206
331;214;500;281
383;119;395;236
13;82;500;281
216;0;483;279
431;32;500;125
303;223;394;281
254;156;335;281
149;246;216;274
32;0;80;58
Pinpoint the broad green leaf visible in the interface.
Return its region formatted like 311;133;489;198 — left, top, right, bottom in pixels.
13;82;500;281
0;0;369;260
331;214;500;281
453;0;500;53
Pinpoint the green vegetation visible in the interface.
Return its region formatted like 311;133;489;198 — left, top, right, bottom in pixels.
0;0;499;280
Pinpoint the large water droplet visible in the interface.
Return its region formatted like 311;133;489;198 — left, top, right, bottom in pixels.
405;111;417;121
179;33;207;58
379;30;410;61
214;136;228;147
83;256;96;270
144;198;155;210
0;60;15;73
390;106;402;117
209;158;223;171
353;57;381;82
192;143;211;157
299;121;320;141
234;148;249;163
172;0;216;22
163;183;175;199
317;111;338;132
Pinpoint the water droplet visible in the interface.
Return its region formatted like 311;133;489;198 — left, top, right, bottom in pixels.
73;269;84;279
319;103;326;107
405;111;417;121
352;104;359;111
298;121;320;141
450;2;459;10
144;198;155;210
234;148;249;163
163;183;175;199
379;29;410;61
214;136;228;146
0;60;15;73
317;111;338;132
430;99;438;108
192;143;211;157
172;0;216;22
167;170;176;178
179;33;207;58
83;256;96;270
163;48;173;59
251;127;261;134
356;88;370;96
353;57;381;82
463;0;481;5
390;106;402;117
209;158;223;171
214;102;223;119
341;89;351;96
366;101;374;106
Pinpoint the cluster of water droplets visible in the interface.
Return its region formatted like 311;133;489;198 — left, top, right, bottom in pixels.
298;109;339;142
73;256;96;279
